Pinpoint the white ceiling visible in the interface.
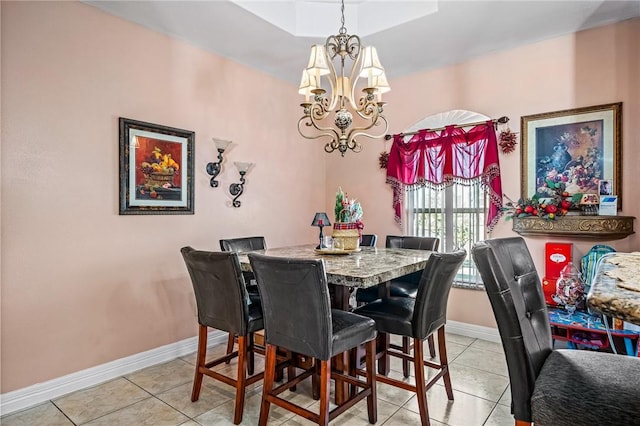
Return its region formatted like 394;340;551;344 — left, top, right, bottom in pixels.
86;0;640;85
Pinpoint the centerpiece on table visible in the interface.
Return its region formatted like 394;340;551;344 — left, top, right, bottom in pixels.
333;187;364;250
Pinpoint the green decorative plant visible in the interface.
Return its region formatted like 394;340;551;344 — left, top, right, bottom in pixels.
503;179;582;221
334;187;363;223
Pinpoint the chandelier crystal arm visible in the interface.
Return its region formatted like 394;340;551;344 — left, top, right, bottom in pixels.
348;115;389;143
298;114;340;142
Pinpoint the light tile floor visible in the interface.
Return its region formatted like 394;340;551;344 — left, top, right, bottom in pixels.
1;333;517;425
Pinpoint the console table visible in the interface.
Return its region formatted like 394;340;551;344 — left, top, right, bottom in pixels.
548;307;640;357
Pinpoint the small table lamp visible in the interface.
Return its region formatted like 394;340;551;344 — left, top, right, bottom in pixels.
311;212;331;249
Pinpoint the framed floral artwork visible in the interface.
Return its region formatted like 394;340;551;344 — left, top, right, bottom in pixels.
521;102;622;209
119;117;194;215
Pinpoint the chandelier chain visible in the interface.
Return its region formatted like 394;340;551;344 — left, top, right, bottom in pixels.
339;0;346;34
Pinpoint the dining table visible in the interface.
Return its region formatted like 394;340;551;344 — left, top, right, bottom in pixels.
587;252;640;326
237;243;435;402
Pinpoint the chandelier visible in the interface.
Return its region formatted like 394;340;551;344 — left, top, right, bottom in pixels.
297;0;390;156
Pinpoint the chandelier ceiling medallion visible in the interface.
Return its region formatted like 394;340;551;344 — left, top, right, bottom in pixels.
298;0;390;156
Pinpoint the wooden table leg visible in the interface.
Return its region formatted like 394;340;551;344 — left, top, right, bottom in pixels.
376;281;391;376
331;285;351;404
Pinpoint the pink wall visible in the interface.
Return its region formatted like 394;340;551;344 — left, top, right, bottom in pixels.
327;18;640;327
1;2;324;392
2;1;639;395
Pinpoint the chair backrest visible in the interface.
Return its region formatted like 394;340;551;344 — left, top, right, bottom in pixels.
360;234;377;247
471;237;553;423
220;236;266;253
413;250;466;339
386;235;440;284
248;253;333;360
386;235;440;251
181;247;250;335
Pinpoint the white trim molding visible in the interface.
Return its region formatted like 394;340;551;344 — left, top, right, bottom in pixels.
1;322;499;416
447;320;501;343
0;330;227;416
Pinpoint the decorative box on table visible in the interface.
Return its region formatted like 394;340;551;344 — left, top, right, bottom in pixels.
333;222;360;250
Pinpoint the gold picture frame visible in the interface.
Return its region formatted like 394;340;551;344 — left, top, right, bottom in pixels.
521;102;622;209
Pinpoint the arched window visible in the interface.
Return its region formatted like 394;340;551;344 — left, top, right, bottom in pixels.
392;110;501;288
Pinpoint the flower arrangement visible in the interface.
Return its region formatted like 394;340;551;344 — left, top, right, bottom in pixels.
503;179;582;221
334;187;363;223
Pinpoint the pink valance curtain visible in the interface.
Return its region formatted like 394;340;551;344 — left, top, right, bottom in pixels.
386;121;503;231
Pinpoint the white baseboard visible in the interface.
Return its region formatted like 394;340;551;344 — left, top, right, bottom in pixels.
447;320;501;343
1;321;500;416
0;330;227;416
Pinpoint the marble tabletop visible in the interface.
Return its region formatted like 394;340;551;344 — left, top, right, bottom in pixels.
587;252;640;326
237;244;434;289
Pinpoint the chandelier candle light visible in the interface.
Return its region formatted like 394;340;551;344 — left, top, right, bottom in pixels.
298;0;390;156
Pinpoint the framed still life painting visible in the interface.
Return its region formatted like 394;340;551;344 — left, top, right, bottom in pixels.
521;102;622;209
119;117;194;215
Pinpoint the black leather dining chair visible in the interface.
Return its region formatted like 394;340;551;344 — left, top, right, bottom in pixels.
248;253;378;426
181;247;264;425
219;236;266;303
356;236;440;303
360;234;377;247
472;237;640;426
220;236;266;364
356;235;441;376
353;249;466;426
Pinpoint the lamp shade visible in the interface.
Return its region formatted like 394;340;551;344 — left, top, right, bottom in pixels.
298;69;321;96
213;138;232;151
369;71;390;95
234;162;253;173
311;212;331;227
306;45;330;76
359;46;384;78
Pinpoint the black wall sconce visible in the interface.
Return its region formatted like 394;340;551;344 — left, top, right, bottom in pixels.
229;162;253;207
206;138;232;187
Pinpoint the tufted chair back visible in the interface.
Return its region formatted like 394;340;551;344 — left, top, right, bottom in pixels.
181;247;251;336
471;237;553;422
248;253;334;360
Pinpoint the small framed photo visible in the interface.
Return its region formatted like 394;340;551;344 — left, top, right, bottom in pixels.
119;118;194;215
599;179;613;196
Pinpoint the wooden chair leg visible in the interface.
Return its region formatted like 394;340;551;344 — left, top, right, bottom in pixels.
247;333;255;376
437;327;453;400
377;332;390;375
191;325;207;401
427;335;436;358
225;332;235;364
319;359;331;426
365;339;378;424
287;351;297;392
259;344;278;426
402;336;411;378
312;359;320;400
413;337;431;425
233;335;248;425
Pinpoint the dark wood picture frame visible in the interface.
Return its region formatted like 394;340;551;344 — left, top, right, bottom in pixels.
119;117;194;215
521;102;622;209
